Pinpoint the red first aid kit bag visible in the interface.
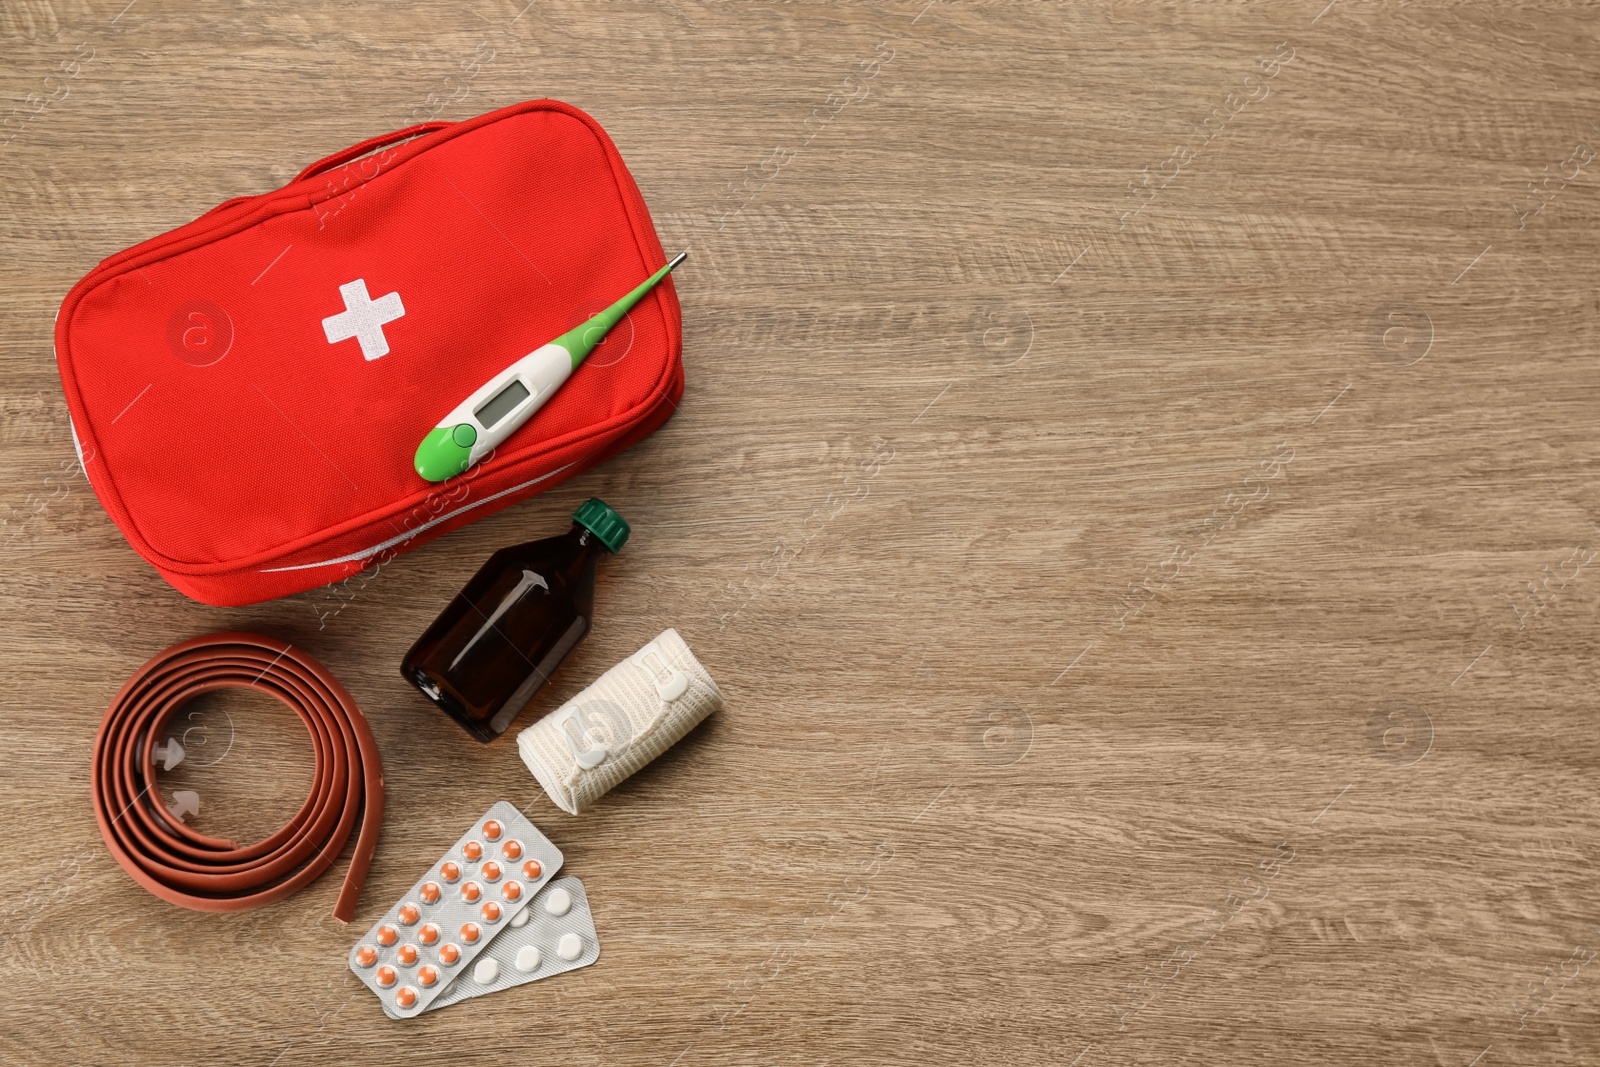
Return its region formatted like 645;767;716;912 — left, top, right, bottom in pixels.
53;99;682;607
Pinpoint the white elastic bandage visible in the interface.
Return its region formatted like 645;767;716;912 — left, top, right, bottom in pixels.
517;628;722;814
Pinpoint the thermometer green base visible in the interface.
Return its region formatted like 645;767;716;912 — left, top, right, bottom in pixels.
414;423;479;481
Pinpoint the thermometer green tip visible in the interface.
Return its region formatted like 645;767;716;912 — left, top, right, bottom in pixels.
550;250;688;368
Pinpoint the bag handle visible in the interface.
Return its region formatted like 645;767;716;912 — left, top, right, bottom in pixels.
295;121;454;183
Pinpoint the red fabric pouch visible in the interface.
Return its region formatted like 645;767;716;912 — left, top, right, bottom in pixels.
54;100;681;606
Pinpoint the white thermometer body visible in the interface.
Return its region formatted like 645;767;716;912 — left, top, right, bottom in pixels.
438;343;568;471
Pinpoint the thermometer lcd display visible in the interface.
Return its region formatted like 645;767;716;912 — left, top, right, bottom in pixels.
475;380;531;429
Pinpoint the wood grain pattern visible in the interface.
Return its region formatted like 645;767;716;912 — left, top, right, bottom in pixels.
4;1;1599;1064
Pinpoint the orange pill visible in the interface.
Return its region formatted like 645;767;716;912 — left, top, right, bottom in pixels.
376;965;397;988
438;943;461;965
482;820;502;841
395;987;417;1009
396;944;419;966
398;903;420;925
501;840;523;860
481;901;502;923
522;859;543;880
418;923;440;945
460;922;480;943
463;840;483;862
440;861;461;883
419;881;441;904
418;964;438;987
481;861;502;882
356;946;378;968
502;880;522;902
377;925;398;946
461;881;481;903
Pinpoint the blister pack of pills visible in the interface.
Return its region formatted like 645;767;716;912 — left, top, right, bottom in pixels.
420;875;600;1013
349;802;563;1017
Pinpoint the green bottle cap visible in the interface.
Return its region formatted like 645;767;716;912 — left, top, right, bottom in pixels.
571;497;629;553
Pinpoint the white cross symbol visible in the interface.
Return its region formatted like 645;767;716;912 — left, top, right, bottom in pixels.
322;279;405;360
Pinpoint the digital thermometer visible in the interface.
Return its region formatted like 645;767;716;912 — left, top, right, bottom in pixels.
413;251;687;482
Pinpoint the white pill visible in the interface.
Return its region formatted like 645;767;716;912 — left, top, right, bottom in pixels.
509;907;530;929
557;933;583;961
515;945;542;972
543;887;573;916
473;957;500;984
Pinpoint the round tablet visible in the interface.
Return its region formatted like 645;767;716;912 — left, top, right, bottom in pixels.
509;908;530;929
522;859;543;880
440;861;461;883
460;922;480;944
481;901;502;923
376;965;397;988
396;944;419;966
481;861;502;882
417;965;438;987
418;923;440;945
556;933;583;961
355;945;377;967
460;881;481;903
394;987;417;1009
438;943;461;965
543;887;573;916
376;924;398;946
419;881;442;904
502;880;522;901
462;840;483;862
482;820;502;841
514;945;542;972
398;903;420;925
473;957;500;984
501;839;523;860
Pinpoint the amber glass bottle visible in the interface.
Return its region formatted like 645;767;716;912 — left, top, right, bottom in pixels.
401;498;629;742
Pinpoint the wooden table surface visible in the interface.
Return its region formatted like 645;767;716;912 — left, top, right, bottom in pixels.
5;2;1599;1064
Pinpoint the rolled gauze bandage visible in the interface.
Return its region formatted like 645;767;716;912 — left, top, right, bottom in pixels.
517;628;723;814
